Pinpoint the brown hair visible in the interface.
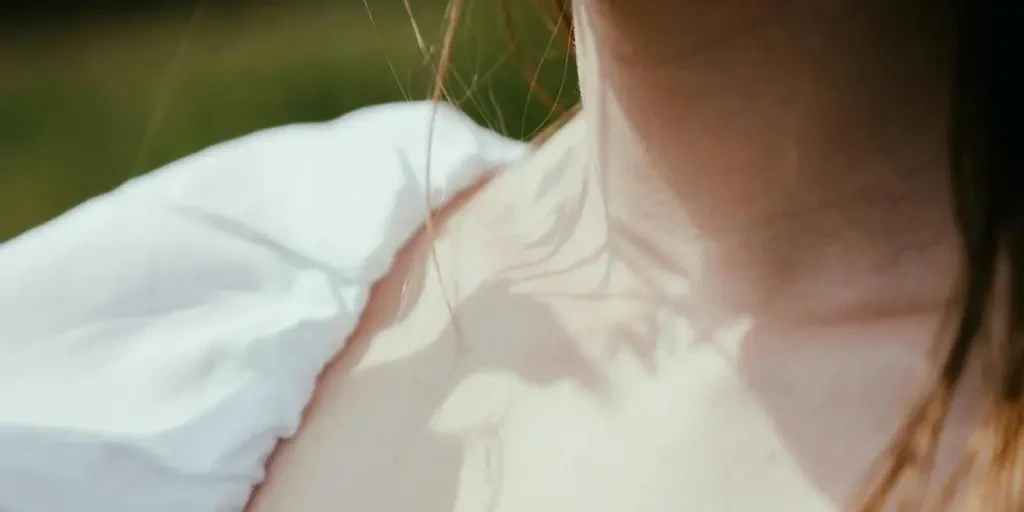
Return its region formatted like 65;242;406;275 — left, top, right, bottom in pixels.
857;2;1022;509
431;0;1020;509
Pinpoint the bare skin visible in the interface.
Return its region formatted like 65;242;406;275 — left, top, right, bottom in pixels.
248;1;976;510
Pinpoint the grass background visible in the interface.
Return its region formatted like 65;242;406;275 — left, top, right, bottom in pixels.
0;0;578;241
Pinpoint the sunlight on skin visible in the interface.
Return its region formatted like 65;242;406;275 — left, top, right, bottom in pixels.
247;1;969;510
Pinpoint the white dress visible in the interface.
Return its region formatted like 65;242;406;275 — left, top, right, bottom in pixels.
0;102;525;512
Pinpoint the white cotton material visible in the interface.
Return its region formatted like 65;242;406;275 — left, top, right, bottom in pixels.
0;102;525;512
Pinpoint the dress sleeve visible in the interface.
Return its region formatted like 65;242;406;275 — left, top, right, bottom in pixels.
0;101;525;512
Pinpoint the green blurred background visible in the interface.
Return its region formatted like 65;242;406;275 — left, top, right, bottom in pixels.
0;0;577;241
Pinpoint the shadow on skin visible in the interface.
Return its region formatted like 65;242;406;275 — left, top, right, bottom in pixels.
249;123;926;509
607;222;922;508
284;288;607;511
736;316;933;508
251;170;619;511
512;141;920;508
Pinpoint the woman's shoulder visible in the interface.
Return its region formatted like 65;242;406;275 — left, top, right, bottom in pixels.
245;112;594;511
0;101;525;512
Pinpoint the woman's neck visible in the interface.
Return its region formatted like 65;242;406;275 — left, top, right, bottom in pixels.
571;0;959;322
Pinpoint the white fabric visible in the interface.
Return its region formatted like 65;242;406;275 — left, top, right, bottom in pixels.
0;101;525;512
